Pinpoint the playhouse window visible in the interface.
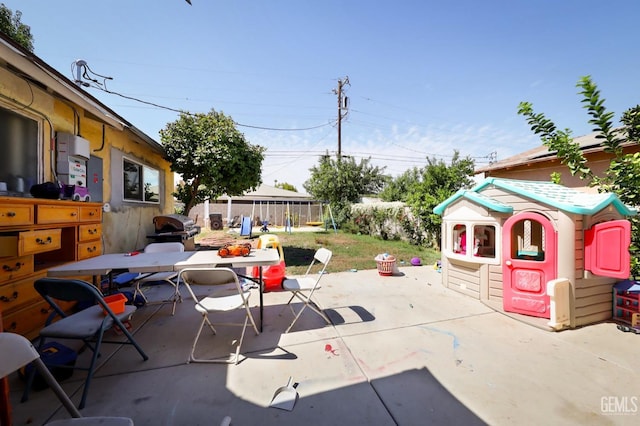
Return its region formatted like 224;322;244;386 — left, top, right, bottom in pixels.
123;158;160;203
510;218;545;261
450;222;497;261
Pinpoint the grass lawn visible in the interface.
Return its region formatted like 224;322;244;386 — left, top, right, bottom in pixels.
196;229;441;275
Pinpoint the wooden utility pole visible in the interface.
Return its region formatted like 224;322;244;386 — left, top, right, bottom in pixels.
333;76;349;158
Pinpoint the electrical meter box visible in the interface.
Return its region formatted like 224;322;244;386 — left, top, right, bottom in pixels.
56;132;90;160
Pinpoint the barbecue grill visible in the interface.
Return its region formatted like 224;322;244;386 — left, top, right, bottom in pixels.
148;214;201;245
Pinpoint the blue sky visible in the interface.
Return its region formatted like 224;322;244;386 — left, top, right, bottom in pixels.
7;1;640;190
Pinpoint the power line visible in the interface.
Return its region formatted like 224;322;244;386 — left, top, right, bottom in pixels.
73;60;337;133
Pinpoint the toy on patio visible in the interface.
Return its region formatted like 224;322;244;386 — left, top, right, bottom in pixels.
410;257;422;266
434;177;635;329
375;253;397;276
218;242;252;257
252;234;286;292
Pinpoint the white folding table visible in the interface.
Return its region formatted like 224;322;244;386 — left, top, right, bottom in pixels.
47;249;281;331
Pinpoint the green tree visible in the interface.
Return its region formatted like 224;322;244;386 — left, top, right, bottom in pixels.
518;75;640;277
379;167;421;202
0;4;33;52
160;110;265;215
404;151;475;248
303;154;386;226
274;182;298;192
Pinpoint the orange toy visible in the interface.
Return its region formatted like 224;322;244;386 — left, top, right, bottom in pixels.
218;243;252;258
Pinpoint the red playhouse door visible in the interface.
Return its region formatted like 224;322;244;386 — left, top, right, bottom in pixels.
584;220;631;280
502;212;557;318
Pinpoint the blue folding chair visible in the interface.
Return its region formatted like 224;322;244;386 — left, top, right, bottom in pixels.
23;278;149;409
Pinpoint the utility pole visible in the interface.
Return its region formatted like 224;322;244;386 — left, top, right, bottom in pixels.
333;76;349;158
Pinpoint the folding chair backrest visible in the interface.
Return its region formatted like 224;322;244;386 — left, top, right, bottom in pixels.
0;332;39;378
35;278;129;321
178;268;246;308
144;242;185;253
0;332;83;418
305;247;332;276
179;268;238;286
35;278;100;319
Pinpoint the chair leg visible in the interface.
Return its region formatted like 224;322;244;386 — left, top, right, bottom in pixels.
285;294;332;333
170;280;182;315
190;315;253;364
189;316;217;363
278;292;298;318
77;328;106;409
133;282;150;305
231;316;250;365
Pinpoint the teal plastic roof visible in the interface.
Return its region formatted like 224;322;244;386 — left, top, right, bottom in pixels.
434;177;637;216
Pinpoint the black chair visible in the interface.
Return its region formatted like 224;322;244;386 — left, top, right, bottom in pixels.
23;278;149;409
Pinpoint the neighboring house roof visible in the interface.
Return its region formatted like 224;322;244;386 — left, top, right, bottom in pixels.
434;177;636;217
476;128;633;174
0;32;164;155
215;184;315;203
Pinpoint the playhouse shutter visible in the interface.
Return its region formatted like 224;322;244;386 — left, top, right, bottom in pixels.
584;220;631;279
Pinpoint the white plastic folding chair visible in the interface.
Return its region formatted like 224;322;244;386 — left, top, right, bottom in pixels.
133;242;184;314
0;332;134;425
281;247;333;333
177;267;259;364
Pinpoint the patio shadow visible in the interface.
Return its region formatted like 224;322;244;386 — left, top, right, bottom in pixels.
325;305;375;325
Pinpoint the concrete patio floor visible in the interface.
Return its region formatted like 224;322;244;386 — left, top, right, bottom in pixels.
6;265;640;425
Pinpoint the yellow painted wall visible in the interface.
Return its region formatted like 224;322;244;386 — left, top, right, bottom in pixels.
0;65;174;253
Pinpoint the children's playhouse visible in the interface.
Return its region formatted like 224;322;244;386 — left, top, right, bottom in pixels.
434;178;636;330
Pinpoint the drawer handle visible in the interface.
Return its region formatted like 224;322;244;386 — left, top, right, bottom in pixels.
88;246;97;253
89;211;95;216
7;211;16;217
3;262;23;272
70;212;77;217
7;321;17;331
36;236;53;245
0;291;18;302
89;228;97;235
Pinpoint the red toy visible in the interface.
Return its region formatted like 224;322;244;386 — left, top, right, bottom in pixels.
252;235;286;292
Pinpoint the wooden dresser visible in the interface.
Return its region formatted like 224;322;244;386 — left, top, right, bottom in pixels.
0;197;103;340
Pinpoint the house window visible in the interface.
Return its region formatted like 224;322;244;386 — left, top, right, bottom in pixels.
123;158;160;203
447;221;499;263
0;106;40;195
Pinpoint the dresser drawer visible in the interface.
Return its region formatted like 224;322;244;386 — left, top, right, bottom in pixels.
1;298;76;340
78;240;102;260
0;203;34;227
79;205;102;222
0;272;45;312
79;223;102;242
0;229;62;257
37;205;80;224
0;255;33;282
1;300;50;337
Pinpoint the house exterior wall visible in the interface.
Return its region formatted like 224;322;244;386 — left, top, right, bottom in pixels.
480;148;640;193
0;63;174;254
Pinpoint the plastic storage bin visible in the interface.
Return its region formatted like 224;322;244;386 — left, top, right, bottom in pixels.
102;293;127;315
